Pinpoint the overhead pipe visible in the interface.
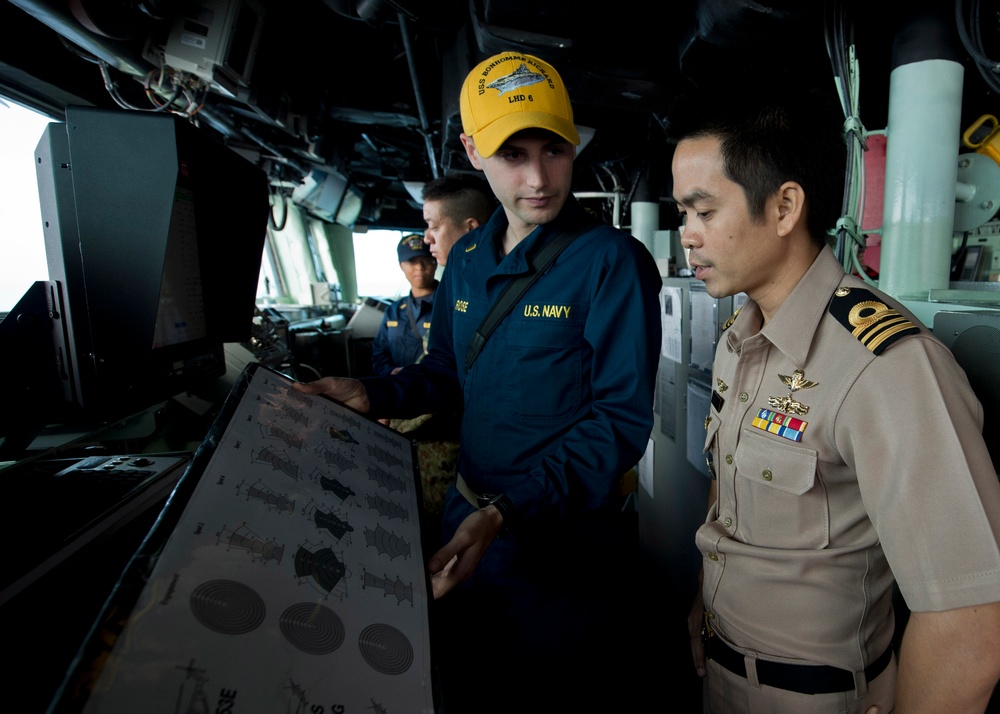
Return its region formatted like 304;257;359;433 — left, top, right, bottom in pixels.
9;0;154;77
398;12;439;179
630;160;659;256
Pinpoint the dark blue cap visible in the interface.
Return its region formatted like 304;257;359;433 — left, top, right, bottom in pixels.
398;233;433;262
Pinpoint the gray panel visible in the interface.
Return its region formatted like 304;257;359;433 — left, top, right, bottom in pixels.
933;310;1000;472
639;279;747;605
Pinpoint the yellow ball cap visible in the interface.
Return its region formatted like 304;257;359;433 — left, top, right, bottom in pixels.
460;52;580;158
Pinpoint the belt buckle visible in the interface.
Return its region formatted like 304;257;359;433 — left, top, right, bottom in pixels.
701;611;716;648
477;493;496;509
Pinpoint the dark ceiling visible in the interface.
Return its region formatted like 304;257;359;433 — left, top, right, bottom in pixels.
1;0;996;230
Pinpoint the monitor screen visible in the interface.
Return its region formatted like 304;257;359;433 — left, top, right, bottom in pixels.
151;184;209;349
0;106;269;444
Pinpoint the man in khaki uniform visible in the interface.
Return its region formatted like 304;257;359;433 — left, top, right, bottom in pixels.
669;81;1000;712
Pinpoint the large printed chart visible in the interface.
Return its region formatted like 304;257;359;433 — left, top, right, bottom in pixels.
79;365;434;714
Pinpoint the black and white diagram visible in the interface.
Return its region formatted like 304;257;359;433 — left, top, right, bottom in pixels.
73;364;434;713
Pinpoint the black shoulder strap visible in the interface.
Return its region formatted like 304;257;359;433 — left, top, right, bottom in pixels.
465;225;585;370
404;295;421;339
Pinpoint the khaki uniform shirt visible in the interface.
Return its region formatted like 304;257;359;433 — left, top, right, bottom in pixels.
699;247;1000;673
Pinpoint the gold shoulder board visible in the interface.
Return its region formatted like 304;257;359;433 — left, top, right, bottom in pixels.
828;286;920;355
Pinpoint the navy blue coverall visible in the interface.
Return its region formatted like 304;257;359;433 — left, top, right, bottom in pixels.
370;291;435;376
362;198;661;710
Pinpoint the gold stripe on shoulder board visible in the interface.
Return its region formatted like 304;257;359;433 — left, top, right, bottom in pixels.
829;286;920;355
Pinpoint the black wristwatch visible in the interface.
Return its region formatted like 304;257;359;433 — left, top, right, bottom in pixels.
477;492;516;536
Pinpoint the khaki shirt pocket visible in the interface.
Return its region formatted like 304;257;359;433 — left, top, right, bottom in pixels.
732;428;828;549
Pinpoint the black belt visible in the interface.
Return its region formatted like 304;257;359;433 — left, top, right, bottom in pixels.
707;637;893;695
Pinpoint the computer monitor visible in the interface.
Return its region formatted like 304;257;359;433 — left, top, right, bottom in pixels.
0;106;269;446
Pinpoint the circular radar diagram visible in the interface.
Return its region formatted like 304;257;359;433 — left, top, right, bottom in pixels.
190;580;266;635
358;623;414;675
280;602;346;655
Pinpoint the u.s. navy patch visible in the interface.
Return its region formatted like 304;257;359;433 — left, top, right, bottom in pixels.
828;286;920;355
752;408;808;442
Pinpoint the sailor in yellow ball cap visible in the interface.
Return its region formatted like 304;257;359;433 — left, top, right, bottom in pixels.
458;52;582;253
296;51;662;711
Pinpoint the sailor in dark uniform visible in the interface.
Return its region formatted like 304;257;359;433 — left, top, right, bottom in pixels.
370;234;437;376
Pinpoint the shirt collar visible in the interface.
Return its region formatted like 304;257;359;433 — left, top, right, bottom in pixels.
409;284;436;308
730;247;846;365
481;197;589;276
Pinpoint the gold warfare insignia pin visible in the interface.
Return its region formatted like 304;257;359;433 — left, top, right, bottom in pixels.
767;369;817;416
722;307;742;332
717;379;728;393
